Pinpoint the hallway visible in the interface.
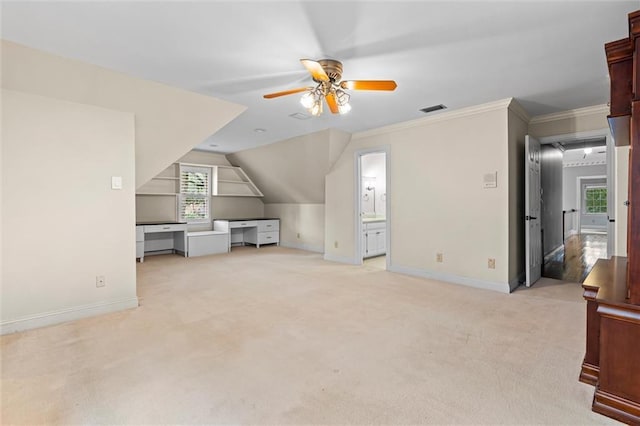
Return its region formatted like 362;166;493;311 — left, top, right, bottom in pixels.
542;233;608;283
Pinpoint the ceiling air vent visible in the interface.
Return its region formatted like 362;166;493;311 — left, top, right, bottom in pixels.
420;104;447;114
289;112;311;120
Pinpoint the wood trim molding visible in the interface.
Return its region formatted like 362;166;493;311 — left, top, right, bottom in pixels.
580;361;599;386
507;98;530;123
529;105;609;125
593;387;640;425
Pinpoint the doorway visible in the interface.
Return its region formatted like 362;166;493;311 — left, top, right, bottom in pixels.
356;148;390;270
536;131;613;283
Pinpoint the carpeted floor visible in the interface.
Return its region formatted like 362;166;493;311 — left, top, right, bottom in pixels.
1;246;619;424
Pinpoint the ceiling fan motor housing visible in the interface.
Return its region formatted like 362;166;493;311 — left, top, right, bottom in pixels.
317;59;343;83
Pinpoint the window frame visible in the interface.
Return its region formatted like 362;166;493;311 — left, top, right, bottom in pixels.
583;185;607;215
179;165;211;224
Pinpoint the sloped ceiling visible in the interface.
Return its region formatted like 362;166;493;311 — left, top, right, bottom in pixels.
228;128;351;204
1;40;246;187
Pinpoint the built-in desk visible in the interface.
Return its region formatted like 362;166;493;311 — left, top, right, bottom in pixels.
213;218;280;251
135;222;188;262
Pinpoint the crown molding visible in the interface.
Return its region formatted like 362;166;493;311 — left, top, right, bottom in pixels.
352;98;514;141
529;104;609;125
507;98;531;123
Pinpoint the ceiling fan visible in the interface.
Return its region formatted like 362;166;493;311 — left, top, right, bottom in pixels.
263;59;397;116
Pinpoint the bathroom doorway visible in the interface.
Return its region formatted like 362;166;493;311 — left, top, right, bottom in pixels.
356;148;389;270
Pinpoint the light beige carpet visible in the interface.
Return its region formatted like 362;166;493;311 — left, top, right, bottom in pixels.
1;247;619;424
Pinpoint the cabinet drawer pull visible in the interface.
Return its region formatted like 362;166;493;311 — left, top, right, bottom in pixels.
266;236;272;239
266;224;272;227
163;226;170;229
376;231;381;235
241;223;247;226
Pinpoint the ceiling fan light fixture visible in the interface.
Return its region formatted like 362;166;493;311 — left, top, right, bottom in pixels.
338;102;352;114
310;100;323;116
300;90;315;109
265;59;397;117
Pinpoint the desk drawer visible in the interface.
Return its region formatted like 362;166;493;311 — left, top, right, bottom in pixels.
229;220;257;229
258;220;279;232
144;224;186;233
258;231;279;245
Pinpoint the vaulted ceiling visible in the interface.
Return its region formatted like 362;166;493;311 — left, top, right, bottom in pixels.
1;1;636;153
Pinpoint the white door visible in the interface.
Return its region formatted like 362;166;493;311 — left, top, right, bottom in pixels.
525;135;542;287
375;229;386;254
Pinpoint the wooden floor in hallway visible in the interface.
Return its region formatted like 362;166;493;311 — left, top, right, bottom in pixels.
542;233;608;283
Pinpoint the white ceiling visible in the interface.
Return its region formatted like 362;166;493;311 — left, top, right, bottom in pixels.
1;1;637;154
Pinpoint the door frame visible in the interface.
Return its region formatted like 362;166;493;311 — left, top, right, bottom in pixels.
577;175;607;233
539;128;614;256
355;146;391;268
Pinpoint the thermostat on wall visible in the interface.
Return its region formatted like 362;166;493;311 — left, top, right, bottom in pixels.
483;172;497;189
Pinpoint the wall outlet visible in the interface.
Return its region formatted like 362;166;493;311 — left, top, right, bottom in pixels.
436;253;443;263
96;275;106;287
334;241;339;249
297;232;300;239
488;258;496;269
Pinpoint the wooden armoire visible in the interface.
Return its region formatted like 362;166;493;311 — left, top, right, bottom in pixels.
579;9;640;425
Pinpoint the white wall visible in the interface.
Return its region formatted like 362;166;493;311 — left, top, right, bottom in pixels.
228;128;351;204
325;99;515;293
264;204;324;253
228;128;350;253
361;152;386;218
1;40;246;188
1;90;137;333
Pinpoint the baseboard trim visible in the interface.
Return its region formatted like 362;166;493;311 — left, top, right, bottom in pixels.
0;297;139;335
279;241;324;254
388;264;511;294
323;253;359;265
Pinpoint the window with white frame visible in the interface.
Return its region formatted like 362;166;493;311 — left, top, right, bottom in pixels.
584;185;607;214
179;165;210;223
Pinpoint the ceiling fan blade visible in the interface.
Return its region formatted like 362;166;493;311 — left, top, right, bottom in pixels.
263;87;310;99
325;92;339;114
340;80;397;91
300;59;330;82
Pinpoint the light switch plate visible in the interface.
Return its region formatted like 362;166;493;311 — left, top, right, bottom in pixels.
111;176;123;190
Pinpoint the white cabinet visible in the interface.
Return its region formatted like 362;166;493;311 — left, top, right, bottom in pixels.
187;231;229;257
244;220;280;248
136;225;145;262
363;221;386;258
214;219;280;250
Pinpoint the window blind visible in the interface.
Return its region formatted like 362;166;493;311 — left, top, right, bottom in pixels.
179;166;210;222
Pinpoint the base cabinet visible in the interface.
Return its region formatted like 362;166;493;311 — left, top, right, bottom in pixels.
136;226;144;262
363;221;386;258
214;219;280;250
244;220;280;248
